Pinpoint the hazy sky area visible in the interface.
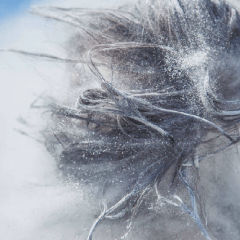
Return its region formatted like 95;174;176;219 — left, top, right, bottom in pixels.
0;0;36;19
0;1;119;239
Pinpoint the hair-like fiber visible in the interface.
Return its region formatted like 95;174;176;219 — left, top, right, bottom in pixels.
12;0;240;239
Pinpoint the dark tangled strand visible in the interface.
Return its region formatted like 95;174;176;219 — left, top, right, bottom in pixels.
8;0;240;239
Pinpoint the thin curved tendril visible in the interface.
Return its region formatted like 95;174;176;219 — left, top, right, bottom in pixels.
178;166;211;240
87;44;235;143
28;8;100;42
0;49;78;63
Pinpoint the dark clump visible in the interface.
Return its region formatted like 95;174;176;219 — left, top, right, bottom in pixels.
16;0;240;239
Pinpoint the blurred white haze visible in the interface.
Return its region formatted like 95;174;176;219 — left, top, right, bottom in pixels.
0;0;121;239
1;0;240;239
